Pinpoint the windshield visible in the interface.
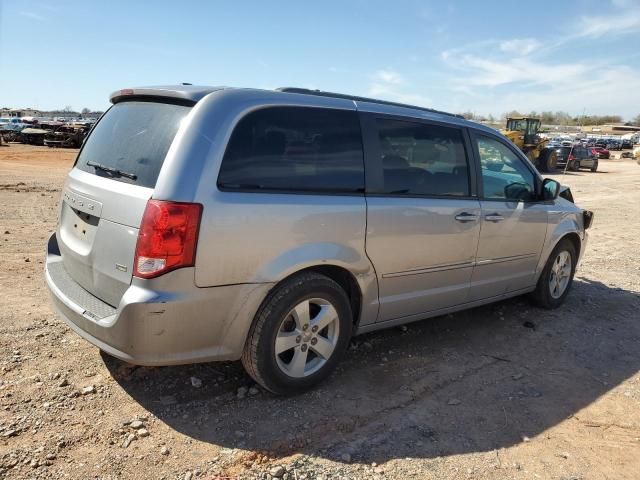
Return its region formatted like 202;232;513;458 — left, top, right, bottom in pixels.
76;101;190;188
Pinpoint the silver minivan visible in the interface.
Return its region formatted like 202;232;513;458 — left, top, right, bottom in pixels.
45;85;593;394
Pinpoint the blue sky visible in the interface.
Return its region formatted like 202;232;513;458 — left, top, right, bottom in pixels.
1;0;640;119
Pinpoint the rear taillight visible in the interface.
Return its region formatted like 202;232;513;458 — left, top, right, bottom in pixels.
134;200;202;278
568;154;575;160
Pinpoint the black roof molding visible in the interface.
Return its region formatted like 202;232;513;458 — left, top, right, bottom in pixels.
276;87;462;119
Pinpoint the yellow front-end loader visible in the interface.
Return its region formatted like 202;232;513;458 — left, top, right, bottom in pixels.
501;117;557;172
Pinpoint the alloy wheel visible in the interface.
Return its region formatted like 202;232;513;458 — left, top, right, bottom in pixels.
274;297;340;378
549;250;572;299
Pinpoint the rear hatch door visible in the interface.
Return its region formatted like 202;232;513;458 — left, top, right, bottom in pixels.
57;100;191;307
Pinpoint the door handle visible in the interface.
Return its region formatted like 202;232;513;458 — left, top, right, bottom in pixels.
454;212;479;222
485;213;504;222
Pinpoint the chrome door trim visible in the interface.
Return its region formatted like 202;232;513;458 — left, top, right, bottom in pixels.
383;252;538;279
383;260;476;278
474;252;538;266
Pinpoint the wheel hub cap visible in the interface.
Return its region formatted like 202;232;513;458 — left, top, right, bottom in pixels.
274;297;340;378
549;250;572;299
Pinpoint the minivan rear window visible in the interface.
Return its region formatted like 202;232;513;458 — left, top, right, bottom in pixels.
218;107;364;193
76;101;190;188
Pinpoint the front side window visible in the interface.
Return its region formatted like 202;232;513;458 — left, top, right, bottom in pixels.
218;107;364;193
476;135;535;201
376;118;470;196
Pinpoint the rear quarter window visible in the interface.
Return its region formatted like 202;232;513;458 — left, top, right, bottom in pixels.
76;101;190;188
218;106;364;193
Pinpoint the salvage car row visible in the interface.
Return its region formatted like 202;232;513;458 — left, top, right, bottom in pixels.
0;118;92;148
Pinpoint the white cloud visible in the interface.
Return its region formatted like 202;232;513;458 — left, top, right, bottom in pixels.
459;66;640;118
440;50;640;117
499;38;541;55
19;11;46;21
437;10;640;119
453;55;588;88
570;0;640;38
367;69;432;106
372;0;640;118
372;69;404;85
577;11;640;37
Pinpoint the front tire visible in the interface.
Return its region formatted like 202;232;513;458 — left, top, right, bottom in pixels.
241;272;353;395
538;149;557;172
530;239;577;309
590;160;598;172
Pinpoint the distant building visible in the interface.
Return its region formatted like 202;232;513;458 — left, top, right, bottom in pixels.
581;124;640;135
0;107;40;118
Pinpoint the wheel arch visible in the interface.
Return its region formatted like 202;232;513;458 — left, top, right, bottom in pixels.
562;231;582;260
264;264;365;330
535;225;583;282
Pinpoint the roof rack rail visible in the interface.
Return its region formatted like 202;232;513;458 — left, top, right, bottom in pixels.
276;87;463;119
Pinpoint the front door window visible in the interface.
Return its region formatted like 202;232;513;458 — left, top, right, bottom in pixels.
476;136;535;202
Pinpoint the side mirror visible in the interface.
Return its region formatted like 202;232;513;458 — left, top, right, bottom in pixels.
504;182;533;201
541;178;560;201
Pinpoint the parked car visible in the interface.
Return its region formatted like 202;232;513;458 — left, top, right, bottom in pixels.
44;85;593;394
606;139;622;151
555;146;599;171
591;146;610;159
621;139;633;149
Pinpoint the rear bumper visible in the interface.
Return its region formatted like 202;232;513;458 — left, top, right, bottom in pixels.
45;233;273;365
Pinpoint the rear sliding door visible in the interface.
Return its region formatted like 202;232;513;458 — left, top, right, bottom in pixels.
363;114;481;322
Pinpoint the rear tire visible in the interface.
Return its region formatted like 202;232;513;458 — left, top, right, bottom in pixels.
241;272;353;395
530;239;577;309
590;160;598;172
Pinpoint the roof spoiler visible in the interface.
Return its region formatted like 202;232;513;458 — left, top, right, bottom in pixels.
109;85;226;105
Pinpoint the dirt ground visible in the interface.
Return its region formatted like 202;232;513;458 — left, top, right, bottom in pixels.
1;144;639;480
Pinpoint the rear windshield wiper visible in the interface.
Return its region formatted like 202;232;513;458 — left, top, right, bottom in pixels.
86;161;137;180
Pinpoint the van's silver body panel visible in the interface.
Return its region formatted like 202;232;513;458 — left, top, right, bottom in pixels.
366;197;482;321
58;169;152;306
46;234;273;364
468;200;548;301
45;85;589;365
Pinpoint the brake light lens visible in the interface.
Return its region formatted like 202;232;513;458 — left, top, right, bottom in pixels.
134;200;202;278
